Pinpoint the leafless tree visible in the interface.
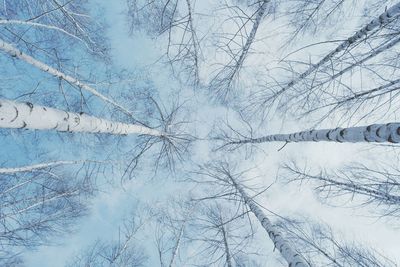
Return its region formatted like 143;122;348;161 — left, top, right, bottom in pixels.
248;2;400;121
127;0;201;86
187;201;259;267
208;0;273;103
0;0;108;57
67;216;147;267
281;0;367;45
217;121;400;153
275;217;397;267
191;161;309;266
281;161;400;218
150;198;204;267
0;160;98;264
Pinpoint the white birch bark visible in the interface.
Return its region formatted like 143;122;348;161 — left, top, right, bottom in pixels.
322;35;400;85
211;0;269;100
227;174;309;267
229;123;400;145
185;0;200;85
228;0;269;84
0;39;135;119
275;3;400;97
2;190;79;219
168;219;186;267
0;20;85;43
335;78;400;105
0;98;163;136
318;175;400;204
0;160;80;174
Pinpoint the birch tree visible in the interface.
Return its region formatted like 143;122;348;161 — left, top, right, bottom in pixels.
280;2;400;97
283;0;351;43
209;0;272;103
0;160;97;264
0;0;108;57
187;202;258;267
0;40;139;121
195;162;310;266
275;217;397;267
0;98;163;137
251;2;400;117
219;121;400;151
152;198;195;267
127;0;201;86
282;161;400;218
67;216;147;267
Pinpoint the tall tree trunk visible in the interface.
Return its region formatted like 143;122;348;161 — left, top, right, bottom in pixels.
226;173;309;267
227;0;269;86
273;3;400;98
0;39;136;119
0;20;84;43
0;98;163;136
184;0;200;86
331;78;400;106
168;219;186;267
211;0;269;101
228;122;400;145
0;160;81;174
318;35;400;87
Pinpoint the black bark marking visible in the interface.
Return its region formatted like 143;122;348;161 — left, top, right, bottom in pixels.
327;130;334;141
325;132;330;139
10;106;18;122
376;127;382;139
20;121;26;128
339;129;345;138
25;102;33;112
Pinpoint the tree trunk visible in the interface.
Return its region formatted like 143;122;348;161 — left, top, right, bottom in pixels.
0;160;81;174
0;98;163;136
0;20;83;43
274;3;400;98
184;0;200;86
0;39;136;119
227;174;309;267
320;35;400;86
227;0;269;85
229;123;400;145
211;0;269;101
168;220;186;267
290;168;400;205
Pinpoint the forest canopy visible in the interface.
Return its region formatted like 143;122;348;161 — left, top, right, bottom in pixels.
0;0;399;266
